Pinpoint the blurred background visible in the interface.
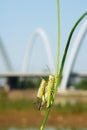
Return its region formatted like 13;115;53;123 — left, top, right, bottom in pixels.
0;0;87;130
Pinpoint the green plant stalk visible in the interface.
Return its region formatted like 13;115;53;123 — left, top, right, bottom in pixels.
40;1;87;129
40;108;51;130
40;1;60;130
59;12;87;79
56;0;60;74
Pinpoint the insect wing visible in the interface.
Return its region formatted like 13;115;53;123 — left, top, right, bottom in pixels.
34;97;42;110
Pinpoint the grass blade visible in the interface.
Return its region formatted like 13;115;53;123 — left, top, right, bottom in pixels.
59;12;87;78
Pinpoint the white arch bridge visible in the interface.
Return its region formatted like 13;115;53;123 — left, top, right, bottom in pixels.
0;19;87;90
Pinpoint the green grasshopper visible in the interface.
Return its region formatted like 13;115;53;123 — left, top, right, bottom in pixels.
36;79;47;110
45;74;55;108
35;75;55;110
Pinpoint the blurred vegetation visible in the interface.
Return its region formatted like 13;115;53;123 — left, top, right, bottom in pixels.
0;88;34;110
70;78;87;90
54;102;87;114
7;77;87;90
0;89;87;113
0;77;87;113
0;98;33;110
7;76;48;89
0;98;87;113
76;79;87;90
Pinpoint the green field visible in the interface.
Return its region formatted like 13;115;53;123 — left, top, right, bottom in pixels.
0;90;87;113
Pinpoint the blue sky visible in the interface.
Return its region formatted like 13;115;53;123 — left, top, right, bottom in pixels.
0;0;87;73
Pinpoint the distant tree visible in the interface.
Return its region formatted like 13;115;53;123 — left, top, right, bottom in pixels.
76;79;87;90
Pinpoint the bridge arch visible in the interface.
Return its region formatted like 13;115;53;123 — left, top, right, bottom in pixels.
22;28;55;73
59;19;87;91
0;38;12;71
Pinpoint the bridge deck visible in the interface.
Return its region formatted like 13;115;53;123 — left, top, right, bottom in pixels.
0;72;50;77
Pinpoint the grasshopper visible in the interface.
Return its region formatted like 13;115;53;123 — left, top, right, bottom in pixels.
36;79;47;110
35;75;55;110
45;74;55;108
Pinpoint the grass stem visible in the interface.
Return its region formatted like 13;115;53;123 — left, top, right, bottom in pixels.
40;108;51;130
56;0;60;75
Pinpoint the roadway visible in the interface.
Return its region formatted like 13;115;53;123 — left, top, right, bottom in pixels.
0;72;50;77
